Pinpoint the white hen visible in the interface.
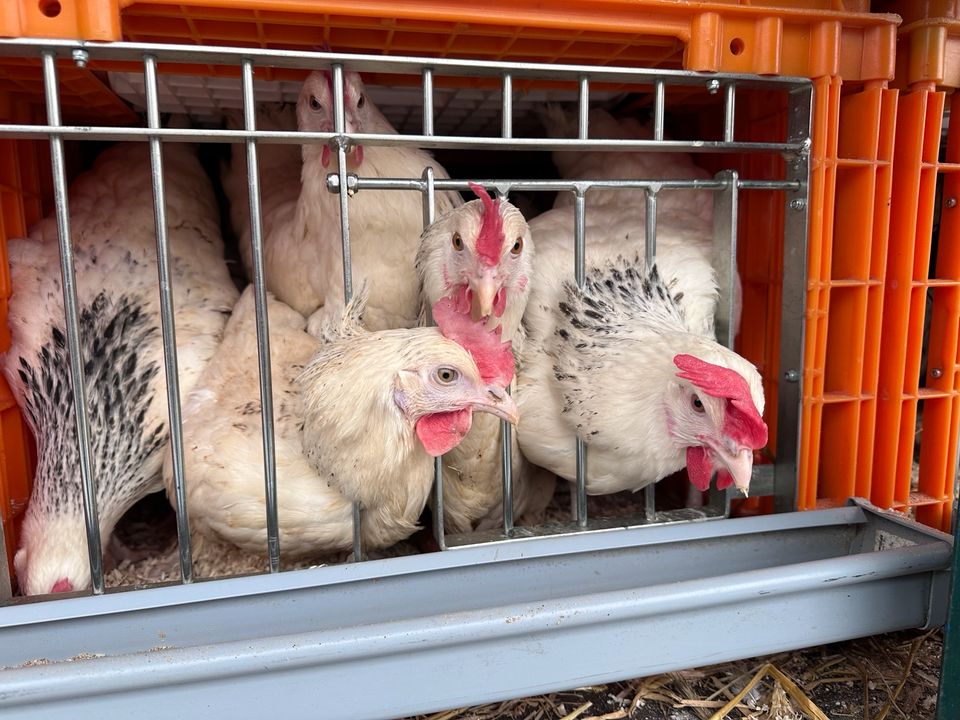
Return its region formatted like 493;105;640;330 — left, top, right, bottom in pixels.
4;143;238;596
222;70;461;333
516;205;767;499
416;184;554;533
168;289;519;558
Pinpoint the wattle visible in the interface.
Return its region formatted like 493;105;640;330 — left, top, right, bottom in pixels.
415;409;473;456
716;470;734;490
685;446;714;491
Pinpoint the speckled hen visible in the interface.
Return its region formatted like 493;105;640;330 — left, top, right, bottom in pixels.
4;142;238;596
517;203;767;498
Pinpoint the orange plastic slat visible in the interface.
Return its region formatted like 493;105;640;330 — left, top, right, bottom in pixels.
873;90;931;509
797;76;840;511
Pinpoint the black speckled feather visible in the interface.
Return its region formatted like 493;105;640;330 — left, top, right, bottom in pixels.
16;292;166;515
545;258;687;428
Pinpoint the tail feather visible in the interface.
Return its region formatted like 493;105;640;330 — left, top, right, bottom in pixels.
307;283;369;344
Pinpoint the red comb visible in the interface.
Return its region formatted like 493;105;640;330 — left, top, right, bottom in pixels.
468;182;504;268
433;297;514;386
673;353;767;449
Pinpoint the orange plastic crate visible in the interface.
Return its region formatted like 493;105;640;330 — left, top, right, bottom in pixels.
0;2;909;580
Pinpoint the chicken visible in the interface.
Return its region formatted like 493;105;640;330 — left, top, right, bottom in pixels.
416;184;554;533
4;142;238;595
222;69;461;333
516;204;767;498
167;289;518;558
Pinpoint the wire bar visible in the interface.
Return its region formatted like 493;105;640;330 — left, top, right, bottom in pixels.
653;80;666;142
328;176;798;194
329;63;364;562
644;187;659;522
578;77;589;140
143;54;193;583
502;74;513;139
241;59;281;572
41;51;105;595
420;168;448;551
501;394;514;533
574;189;588;529
724;83;737;143
0;124;807;156
422;69;434;136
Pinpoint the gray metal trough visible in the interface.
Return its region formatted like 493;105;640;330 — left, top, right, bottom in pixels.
0;498;950;720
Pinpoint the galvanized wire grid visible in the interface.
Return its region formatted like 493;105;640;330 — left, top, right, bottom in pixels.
0;39;811;596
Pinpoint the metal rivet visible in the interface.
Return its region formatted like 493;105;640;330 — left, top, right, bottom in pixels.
785;369;800;382
790;198;806;211
72;49;89;68
932;368;944;379
707;79;720;94
947;197;957;209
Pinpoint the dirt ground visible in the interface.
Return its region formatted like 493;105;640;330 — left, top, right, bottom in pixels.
402;630;943;720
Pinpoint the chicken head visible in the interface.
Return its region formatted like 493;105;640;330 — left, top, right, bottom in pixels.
297;68;393;169
664;352;767;496
417;184;534;340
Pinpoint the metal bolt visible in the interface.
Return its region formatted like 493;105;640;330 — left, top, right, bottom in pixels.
932;368;944;379
789;198;806;211
707;79;720;94
72;49;89;69
785;369;800;382
947;197;957;209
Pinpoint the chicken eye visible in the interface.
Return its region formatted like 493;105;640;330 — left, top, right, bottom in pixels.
357;94;365;109
691;395;704;413
451;232;463;251
309;95;323;112
436;367;460;385
511;237;523;255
